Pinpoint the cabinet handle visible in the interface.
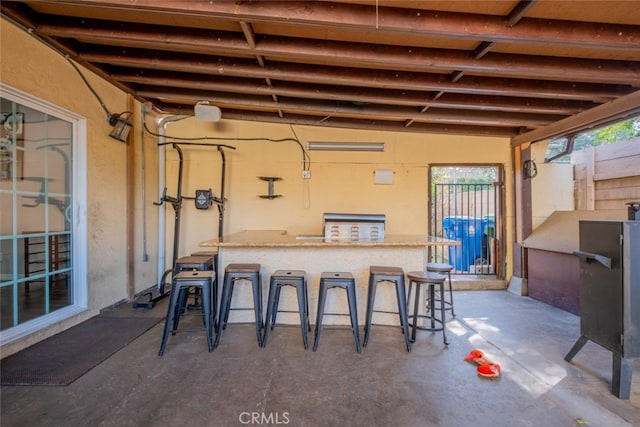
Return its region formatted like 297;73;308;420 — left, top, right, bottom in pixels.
573;250;612;269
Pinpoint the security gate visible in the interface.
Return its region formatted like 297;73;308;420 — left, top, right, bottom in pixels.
429;166;502;276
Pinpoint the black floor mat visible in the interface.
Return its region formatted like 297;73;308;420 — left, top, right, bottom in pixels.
1;315;162;386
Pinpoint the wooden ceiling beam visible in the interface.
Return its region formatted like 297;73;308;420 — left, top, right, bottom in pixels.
79;50;631;102
511;89;640;145
37;22;640;85
51;0;640;51
136;86;563;128
157;104;519;138
115;72;594;115
505;0;537;27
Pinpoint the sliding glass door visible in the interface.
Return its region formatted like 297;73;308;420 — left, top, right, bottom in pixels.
0;84;87;343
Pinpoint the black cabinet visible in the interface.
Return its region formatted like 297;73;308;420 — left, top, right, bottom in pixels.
566;220;640;399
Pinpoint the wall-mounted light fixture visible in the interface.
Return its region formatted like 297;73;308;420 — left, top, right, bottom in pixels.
66;56;133;143
108;112;133;142
307;142;385;152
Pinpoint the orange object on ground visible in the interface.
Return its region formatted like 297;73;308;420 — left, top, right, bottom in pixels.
464;349;501;378
477;363;501;378
464;349;490;366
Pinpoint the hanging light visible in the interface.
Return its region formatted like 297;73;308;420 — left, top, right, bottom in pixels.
108;112;133;142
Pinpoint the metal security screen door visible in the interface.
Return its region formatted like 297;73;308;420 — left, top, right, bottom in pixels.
429;165;503;278
0;85;87;342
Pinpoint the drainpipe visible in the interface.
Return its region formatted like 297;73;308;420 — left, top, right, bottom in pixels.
155;115;189;286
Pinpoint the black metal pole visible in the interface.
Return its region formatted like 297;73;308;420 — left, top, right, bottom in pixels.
171;143;184;270
218;147;226;239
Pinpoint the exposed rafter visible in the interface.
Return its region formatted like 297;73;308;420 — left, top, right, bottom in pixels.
1;0;638;138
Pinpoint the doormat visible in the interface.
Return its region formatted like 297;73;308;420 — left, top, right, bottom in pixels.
1;315;163;386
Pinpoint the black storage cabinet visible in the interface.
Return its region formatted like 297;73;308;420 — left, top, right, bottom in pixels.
565;220;640;399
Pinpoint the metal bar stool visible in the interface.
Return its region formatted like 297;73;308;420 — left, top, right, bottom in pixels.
190;250;218;270
262;270;311;349
175;254;215;312
313;272;361;353
363;266;411;352
214;263;263;348
159;271;215;355
406;271;449;345
426;262;455;317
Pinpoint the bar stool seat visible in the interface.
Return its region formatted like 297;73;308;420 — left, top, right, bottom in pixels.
406;271;449;345
363;266;411;352
215;263;263;348
263;270;311;349
174;255;215;312
190;251;218;269
159;271;215;355
426;262;455;317
313;272;361;353
175;255;214;271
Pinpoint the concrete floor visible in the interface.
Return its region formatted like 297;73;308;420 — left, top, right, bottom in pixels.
2;290;639;427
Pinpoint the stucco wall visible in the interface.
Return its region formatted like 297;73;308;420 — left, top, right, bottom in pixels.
530;141;574;229
1;19;157;355
156;118;514;278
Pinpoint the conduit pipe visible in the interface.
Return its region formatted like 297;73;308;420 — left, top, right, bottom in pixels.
155;115;189;286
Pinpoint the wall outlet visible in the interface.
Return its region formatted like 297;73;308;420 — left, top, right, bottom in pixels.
302;170;311;179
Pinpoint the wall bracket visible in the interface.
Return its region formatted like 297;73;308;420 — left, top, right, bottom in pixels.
258;176;282;199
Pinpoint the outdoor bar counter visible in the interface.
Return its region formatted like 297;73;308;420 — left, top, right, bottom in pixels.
200;230;459;326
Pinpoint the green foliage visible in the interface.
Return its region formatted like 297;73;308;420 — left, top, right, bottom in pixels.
589;118;640;143
432;166;496;184
546;115;640;163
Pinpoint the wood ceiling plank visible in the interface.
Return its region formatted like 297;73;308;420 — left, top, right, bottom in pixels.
79;50;633;102
49;0;639;50
37;21;640;84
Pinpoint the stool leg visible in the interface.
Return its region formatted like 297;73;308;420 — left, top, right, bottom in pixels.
212;278;219;330
447;271;455;317
262;279;278;348
429;284;436;329
214;275;232;348
223;280;235;328
202;282;214;352
395;277;411;352
172;288;189;333
410;282;421;343
439;282;449;345
304;281;311;333
363;276;377;347
272;285;283;327
251;274;263;347
159;283;180;356
346;285;361;353
313;282;328;352
296;283;309;350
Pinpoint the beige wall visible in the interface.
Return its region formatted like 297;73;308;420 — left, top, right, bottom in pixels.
2;17;514;354
1;20;157;355
530;141;574;229
158;119;514;274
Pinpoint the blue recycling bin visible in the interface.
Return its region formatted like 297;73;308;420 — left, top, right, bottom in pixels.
442;216;487;271
482;215;495;264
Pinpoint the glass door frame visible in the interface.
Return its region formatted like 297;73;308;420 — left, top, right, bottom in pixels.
0;83;87;345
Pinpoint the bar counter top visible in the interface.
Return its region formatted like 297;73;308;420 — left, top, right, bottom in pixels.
200;230;459;248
